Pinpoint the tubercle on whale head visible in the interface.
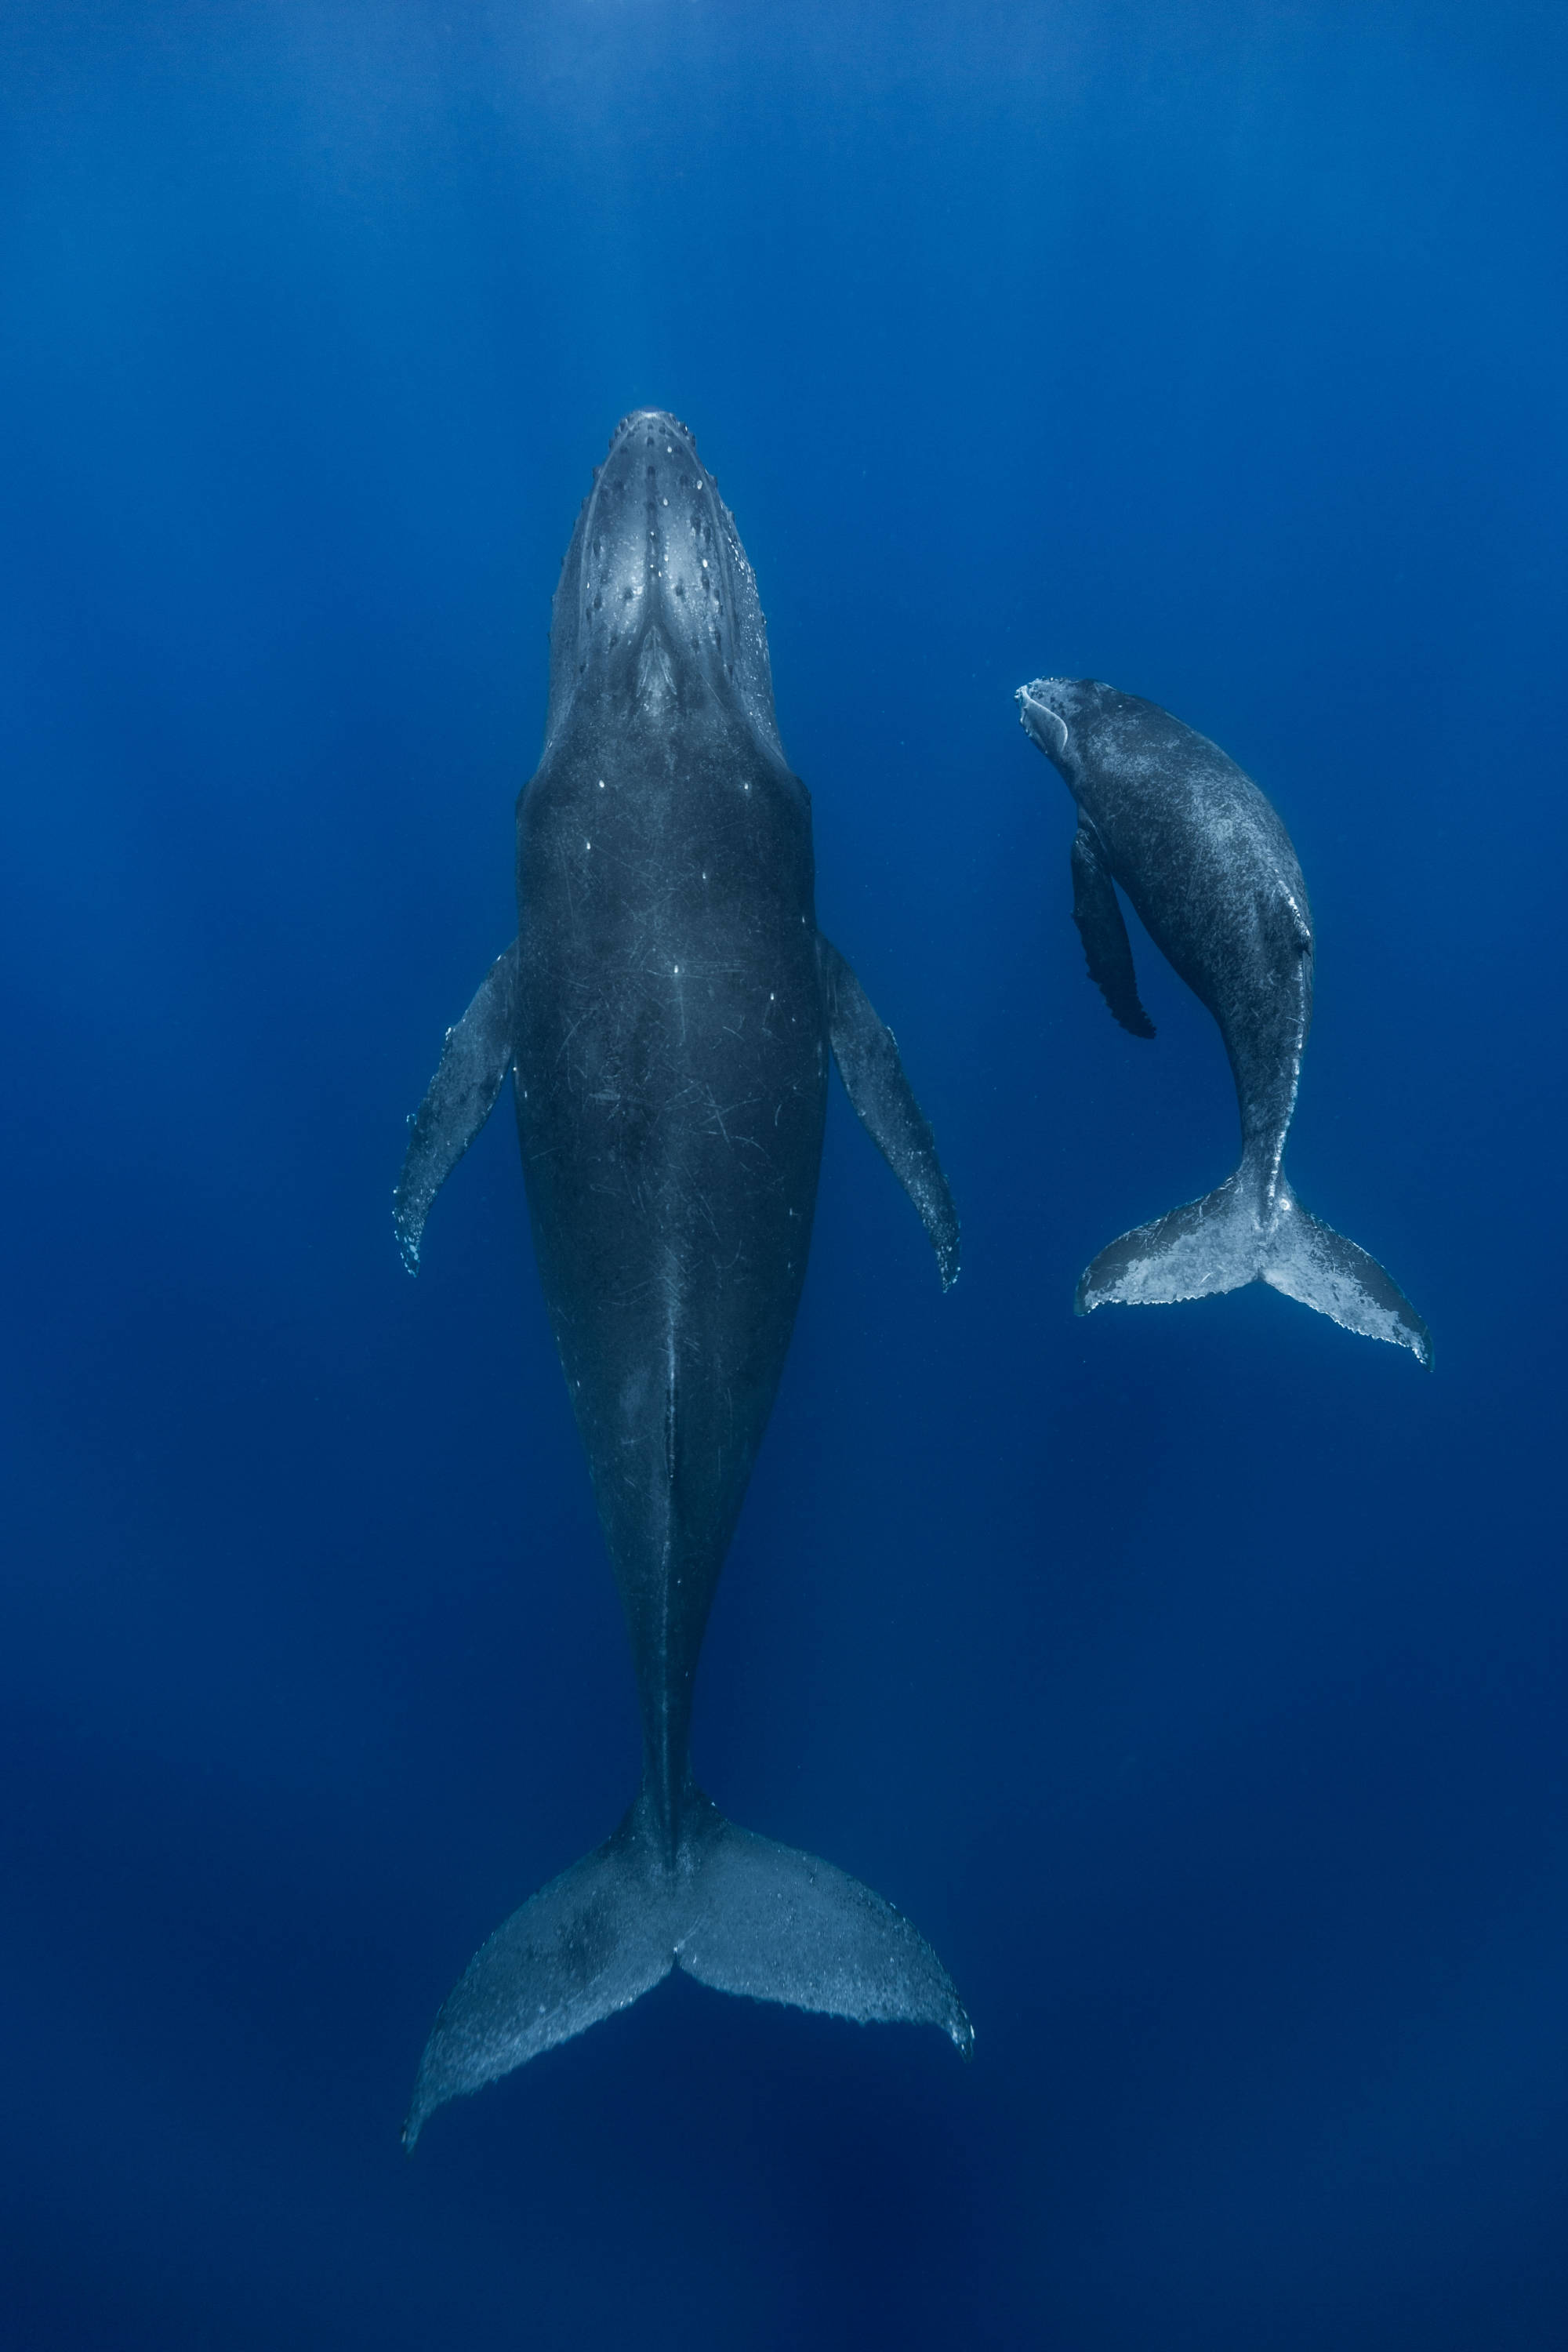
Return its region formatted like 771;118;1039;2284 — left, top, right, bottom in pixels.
542;408;785;764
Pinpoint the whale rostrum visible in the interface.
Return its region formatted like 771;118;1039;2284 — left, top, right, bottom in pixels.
396;413;967;2144
1017;677;1431;1367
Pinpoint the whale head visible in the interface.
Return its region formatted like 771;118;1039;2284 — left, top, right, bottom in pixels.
1015;677;1117;782
544;410;783;762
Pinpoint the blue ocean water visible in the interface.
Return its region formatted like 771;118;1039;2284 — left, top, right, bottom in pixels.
2;2;1565;2343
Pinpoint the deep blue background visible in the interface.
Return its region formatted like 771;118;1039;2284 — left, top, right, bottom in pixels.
3;3;1565;2344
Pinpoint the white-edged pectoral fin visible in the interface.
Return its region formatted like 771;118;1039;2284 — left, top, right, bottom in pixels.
1071;823;1155;1038
394;941;519;1273
818;935;960;1288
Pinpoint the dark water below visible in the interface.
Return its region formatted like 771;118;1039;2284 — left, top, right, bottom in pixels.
3;5;1565;2345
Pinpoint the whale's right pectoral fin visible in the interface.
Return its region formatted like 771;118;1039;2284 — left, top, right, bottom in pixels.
394;941;519;1273
1071;824;1155;1039
818;936;960;1289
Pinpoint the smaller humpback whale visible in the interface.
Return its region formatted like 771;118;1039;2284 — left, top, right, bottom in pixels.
395;413;968;2147
1016;677;1430;1366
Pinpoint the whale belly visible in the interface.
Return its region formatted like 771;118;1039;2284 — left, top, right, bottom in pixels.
513;724;826;1650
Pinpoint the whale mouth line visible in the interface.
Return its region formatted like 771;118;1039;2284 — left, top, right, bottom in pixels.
1018;681;1070;760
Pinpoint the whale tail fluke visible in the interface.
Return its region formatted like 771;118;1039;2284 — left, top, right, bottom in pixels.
1258;1190;1432;1365
1076;1171;1431;1367
673;1811;970;2045
403;1789;970;2149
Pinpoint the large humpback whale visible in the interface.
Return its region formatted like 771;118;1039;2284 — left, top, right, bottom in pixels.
396;412;968;2144
1017;677;1430;1366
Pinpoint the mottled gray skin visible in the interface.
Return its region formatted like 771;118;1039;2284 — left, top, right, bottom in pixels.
1018;677;1429;1363
395;415;967;2141
516;417;826;1846
1026;678;1312;1194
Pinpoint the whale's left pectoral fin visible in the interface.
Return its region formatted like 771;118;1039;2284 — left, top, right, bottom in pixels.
1071;823;1155;1038
818;937;960;1289
394;941;519;1274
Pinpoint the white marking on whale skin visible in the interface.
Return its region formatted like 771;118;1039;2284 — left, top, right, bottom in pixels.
1039;707;1069;759
1277;884;1312;949
1018;684;1069;760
